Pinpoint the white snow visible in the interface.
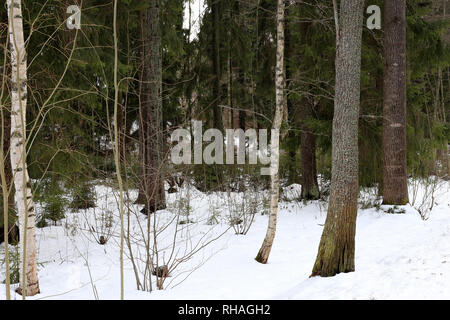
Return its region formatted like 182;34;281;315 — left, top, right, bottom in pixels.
183;0;205;42
0;179;449;300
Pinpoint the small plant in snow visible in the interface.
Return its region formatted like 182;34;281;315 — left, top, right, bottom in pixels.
70;181;96;210
383;205;406;214
39;193;69;226
84;196;115;245
168;186;194;224
206;197;222;225
227;188;260;235
261;195;270;216
1;245;20;284
64;213;80;237
359;186;382;210
409;176;444;220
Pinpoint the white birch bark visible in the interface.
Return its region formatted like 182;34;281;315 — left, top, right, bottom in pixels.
7;0;40;296
255;0;285;264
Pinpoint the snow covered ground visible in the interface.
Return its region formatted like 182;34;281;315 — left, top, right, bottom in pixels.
1;179;449;300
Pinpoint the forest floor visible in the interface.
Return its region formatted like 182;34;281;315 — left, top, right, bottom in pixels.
0;178;449;300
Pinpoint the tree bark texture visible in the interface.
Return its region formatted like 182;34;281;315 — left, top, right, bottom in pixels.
311;0;364;277
300;102;319;200
382;0;409;205
7;0;40;296
137;0;166;212
211;0;224;132
255;0;285;264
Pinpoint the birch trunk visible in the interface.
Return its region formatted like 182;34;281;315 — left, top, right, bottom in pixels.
311;0;364;277
255;0;284;264
7;0;40;296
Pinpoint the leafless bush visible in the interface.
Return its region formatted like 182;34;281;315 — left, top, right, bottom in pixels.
409;176;445;220
83;205;115;245
226;187;260;235
121;172;230;292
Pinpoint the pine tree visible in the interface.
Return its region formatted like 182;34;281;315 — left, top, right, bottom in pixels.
311;0;365;277
136;0;166;213
382;0;409;205
210;0;224;132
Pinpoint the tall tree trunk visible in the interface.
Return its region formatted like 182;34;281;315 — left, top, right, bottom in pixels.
435;1;449;177
7;0;40;296
255;0;285;264
237;71;246;130
285;7;318;194
226;0;233;130
227;33;233;129
311;0;364;277
208;0;225;190
285;4;298;185
298;19;319;199
211;0;224;132
382;0;409;205
300;102;319;199
137;0;166;212
135;11;146;205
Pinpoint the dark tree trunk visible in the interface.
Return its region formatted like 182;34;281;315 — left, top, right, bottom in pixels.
135;11;147;205
136;0;166;212
207;0;225;191
285;5;298;185
211;0;224;132
382;0;409;205
300;103;319;199
311;0;364;277
238;71;246;130
285;10;318;195
296;16;319;199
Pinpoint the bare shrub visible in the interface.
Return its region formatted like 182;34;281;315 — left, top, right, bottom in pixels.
226;187;261;235
122;176;230;291
409;176;445;220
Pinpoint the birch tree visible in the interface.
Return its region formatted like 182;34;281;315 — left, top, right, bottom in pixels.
382;0;409;205
311;0;364;277
255;0;285;264
7;0;40;296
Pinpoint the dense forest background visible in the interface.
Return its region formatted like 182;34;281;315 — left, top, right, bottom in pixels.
0;0;449;298
1;0;448;204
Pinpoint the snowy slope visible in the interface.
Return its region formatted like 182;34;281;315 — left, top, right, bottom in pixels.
0;180;449;300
